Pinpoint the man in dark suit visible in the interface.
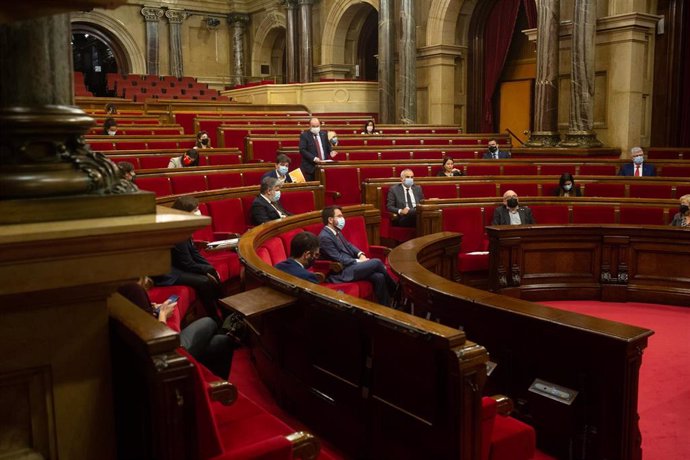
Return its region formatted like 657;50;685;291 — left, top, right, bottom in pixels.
299;117;332;181
318;206;397;306
386;169;425;227
618;146;656;177
491;190;536;225
275;231;322;283
250;177;292;225
260;153;293;185
482;139;511;159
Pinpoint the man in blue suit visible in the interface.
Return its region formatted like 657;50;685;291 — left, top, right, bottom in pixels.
618;146;656;177
299;117;332;181
275;231;322;283
260;153;293;185
318;206;396;306
482;139;511;159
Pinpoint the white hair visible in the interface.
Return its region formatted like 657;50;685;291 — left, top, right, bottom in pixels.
631;146;643;154
400;169;413;178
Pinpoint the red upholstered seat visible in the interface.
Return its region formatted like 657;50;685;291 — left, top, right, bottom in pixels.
579;165;617;175
148;141;179;150
280;190;315;214
499;183;539;198
148;286;196;332
138;156;170;169
206;154;241;166
171;175;208;194
530;205;569;224
242;169;268;186
359;166;395;183
423;183;459;199
88;141;114;151
539;164;575;176
207;198;248;238
207;173;243;190
135;177;172;197
116;142;147;151
347;151;379;161
619;206;665;225
481;397;537;460
379;185;417;244
405;165;431;177
442;207;489;272
466;165;501;176
583;183;625;197
572;205;616;224
660;166;690;177
262;237;287;264
503;165;538;176
322;168;361;206
109;156;139;167
628;184;673;199
459;183;497;198
676;185;690;197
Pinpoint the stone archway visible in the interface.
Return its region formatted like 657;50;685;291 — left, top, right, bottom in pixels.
70;11;145;75
320;0;378;78
251;11;287;82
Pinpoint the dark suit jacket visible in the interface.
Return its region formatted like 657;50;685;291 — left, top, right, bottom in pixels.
386;183;425;214
275;258;319;283
154;239;216;285
618;163;656;176
436;170;463;177
260;169;293;184
670;213;686;227
318;226;362;282
491;206;535;225
482;150;511;159
299;130;332;176
250;195;292;225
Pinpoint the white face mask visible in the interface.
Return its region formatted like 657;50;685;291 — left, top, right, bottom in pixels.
108;130;117;136
192;209;202;216
366;126;374;132
310;126;320;135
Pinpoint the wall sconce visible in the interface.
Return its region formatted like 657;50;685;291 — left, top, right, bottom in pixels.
205;17;221;30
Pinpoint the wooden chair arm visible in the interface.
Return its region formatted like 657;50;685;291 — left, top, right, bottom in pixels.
325;190;342;200
207;380;237;406
313;272;326;283
490;394;514;416
287;431;321;460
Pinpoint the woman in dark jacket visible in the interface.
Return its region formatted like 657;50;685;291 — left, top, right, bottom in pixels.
436;157;464;177
554;173;582;197
670;194;690;227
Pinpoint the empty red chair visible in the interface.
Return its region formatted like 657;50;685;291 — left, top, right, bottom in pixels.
619;206;665;225
628;184;673;199
138;156;171;169
466;165;501;176
207;198;248;237
539;164;576;176
147;141;178;150
530;205;570;225
423;183;459;199
572;205;616;224
260;237;287;264
171;175;208;194
207;173;243;190
677;185;690;197
660;166;690;177
280;191;315;215
579;165;617;175
206;154;241;166
322;168;361;206
89;141;115;151
499;183;539;197
442;207;489;273
405;165;431;177
481;396;537;460
502;165;538;176
109;156;139;167
583;183;625;197
347;151;379;161
359;166;395;183
135;177;172;197
459;183;497;198
116;142;147;151
241;169;269;186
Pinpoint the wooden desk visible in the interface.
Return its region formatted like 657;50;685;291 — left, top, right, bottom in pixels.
487;224;690;306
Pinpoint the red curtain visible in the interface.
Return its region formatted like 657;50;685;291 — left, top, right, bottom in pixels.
481;0;521;132
523;0;537;29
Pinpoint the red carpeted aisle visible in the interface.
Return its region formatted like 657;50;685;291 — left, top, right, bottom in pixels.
541;301;690;460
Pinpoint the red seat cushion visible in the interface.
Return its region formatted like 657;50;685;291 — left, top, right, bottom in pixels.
171;175;208;194
502;165;538;176
207;173;243;190
490;415;536;460
139;156;171;169
583;183;625;197
459;183;497;198
539;164;576;176
579;164;617;175
628;184;673;199
135;177;172;197
207;198;248;236
619;206;665;225
280;191;315;215
423;183;459;199
466;165;500;176
530;205;569;225
499;183;539;197
572;205;616;224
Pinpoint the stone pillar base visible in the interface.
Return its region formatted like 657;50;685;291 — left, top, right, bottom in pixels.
559;130;603;148
524;131;562;147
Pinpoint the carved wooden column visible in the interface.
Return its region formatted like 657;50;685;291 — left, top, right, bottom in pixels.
165;9;187;78
525;0;562;147
399;0;416;123
141;7;164;76
228;13;250;86
284;0;298;83
297;0;314;83
560;0;602;147
378;0;395;123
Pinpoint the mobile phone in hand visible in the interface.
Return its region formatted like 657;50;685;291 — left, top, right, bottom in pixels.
166;294;179;303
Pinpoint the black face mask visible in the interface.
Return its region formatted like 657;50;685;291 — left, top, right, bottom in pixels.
489;146;498;153
680;205;689;215
201;138;209;145
506;197;518;208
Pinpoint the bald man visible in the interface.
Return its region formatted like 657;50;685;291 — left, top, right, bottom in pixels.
491;190;535;225
299;117;333;181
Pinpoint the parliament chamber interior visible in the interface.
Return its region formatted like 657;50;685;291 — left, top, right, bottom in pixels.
1;0;689;459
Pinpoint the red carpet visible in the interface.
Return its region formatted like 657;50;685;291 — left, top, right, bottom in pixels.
541;301;690;460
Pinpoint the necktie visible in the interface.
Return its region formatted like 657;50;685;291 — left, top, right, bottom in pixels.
314;135;325;160
405;187;413;208
635;165;641;177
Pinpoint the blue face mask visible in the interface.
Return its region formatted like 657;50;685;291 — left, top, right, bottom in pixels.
271;190;281;202
278;165;289;175
330;137;338;146
403;178;414;187
335;216;345;230
633;156;644;165
563;184;572;191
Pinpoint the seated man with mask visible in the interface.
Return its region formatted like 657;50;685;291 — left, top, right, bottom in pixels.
275;231;322;283
386;169;425;227
318;206;397;306
261;153;293;185
251;177;292;225
491;190;536;225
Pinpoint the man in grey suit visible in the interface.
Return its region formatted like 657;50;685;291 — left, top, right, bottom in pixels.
491;190;536;225
482;139;511;159
318;206;397;306
386;169;425;227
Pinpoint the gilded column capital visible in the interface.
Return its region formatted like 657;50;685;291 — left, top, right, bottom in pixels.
141;7;164;22
227;13;250;26
165;9;187;24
